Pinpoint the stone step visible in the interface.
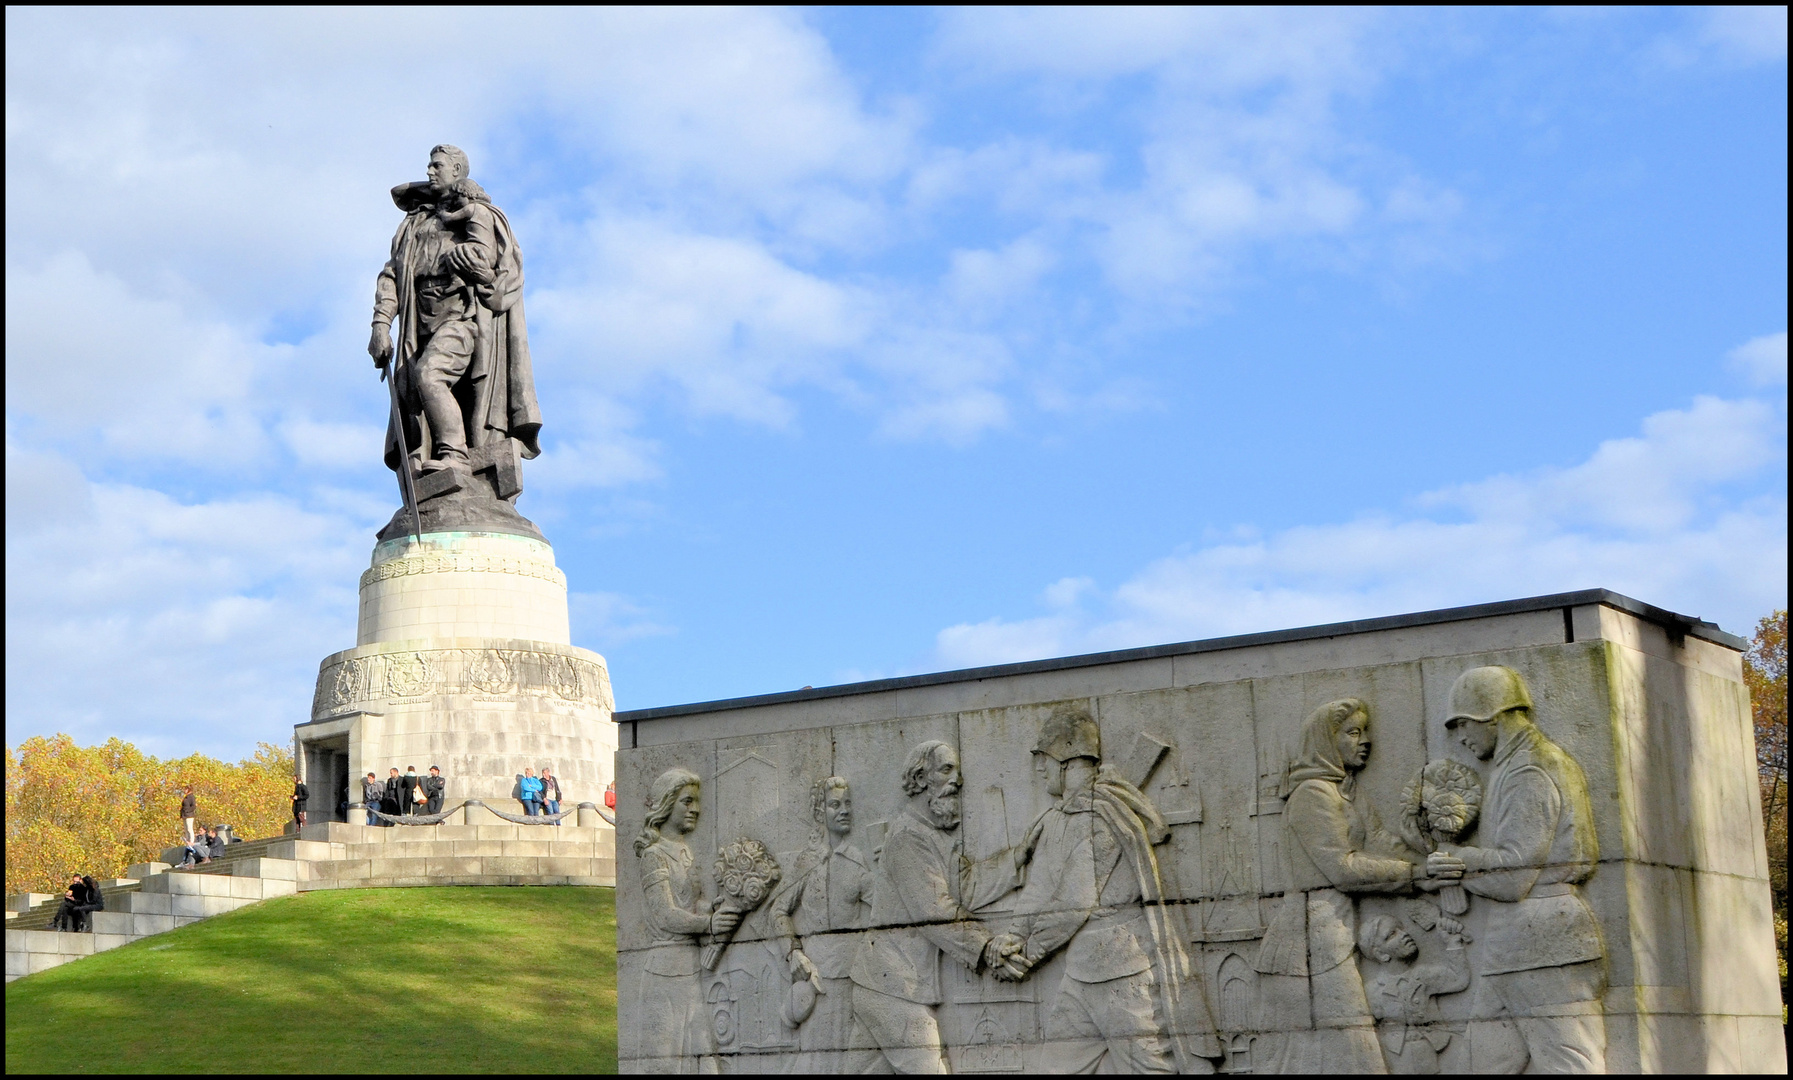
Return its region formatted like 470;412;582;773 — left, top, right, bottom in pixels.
338;839;613;860
304;873;617;891
159;834;282;869
148;859;301;888
182;838;337;864
310;855;616;883
331;823;614;844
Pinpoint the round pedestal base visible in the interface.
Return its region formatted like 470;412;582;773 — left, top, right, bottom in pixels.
301;638;615;813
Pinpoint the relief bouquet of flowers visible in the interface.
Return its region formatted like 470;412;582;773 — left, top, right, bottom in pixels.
1401;759;1482;915
701;837;782;971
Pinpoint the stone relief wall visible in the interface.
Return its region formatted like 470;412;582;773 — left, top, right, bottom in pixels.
614;606;1785;1075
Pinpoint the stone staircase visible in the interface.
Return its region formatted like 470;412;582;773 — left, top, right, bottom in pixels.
6;858;298;982
7;806;615;984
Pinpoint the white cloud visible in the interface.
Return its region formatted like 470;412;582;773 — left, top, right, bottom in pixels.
928;8;1458;309
1729;331;1788;387
4;444;371;758
4;252;273;466
933;7;1379;88
1646;6;1789;70
531;218;870;427
278;417;386;471
569;591;676;653
2;6;1483;480
945;236;1058;316
1429;395;1781;532
527;398;665;494
4;8;965;472
936;375;1788;668
1701;6;1789;65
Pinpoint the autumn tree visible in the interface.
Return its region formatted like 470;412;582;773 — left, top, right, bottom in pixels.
1742;609;1787;1019
5;735;294;896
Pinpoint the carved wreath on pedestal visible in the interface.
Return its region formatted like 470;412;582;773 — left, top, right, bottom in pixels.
330;658;368;707
468;649;517;693
385;652;436;697
550;655;584;700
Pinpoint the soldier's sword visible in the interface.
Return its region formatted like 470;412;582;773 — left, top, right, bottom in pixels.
381;325;424;547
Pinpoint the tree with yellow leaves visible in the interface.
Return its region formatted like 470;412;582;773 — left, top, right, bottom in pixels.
5;735;294;896
1742;609;1787;1021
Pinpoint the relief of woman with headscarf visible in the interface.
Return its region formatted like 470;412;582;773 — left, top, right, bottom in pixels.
1254;698;1457;1074
630;768;740;1073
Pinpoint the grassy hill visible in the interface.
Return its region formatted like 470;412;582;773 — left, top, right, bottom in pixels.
5;887;616;1074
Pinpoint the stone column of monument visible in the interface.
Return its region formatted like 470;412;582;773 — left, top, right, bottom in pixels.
294;145;615;819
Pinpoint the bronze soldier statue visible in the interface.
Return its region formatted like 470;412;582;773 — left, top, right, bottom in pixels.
368;144;544;541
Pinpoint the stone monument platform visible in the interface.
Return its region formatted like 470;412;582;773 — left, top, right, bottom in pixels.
611;590;1783;1075
298;530;616;814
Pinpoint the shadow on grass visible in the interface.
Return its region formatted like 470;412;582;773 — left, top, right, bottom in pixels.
6;887;617;1074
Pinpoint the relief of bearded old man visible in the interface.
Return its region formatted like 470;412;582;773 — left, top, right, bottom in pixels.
368;144;542;502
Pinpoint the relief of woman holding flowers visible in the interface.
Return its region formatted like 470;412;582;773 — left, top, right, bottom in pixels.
632;769;741;1071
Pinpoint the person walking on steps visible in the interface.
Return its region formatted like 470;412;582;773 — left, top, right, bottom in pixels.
291;774;309;829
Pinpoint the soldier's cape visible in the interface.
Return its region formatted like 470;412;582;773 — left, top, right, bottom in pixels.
383;180;543;474
1089;764;1222;1062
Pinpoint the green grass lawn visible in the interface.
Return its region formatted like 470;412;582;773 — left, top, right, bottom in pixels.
5;887;616;1074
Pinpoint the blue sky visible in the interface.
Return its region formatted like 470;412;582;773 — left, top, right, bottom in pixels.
6;7;1787;761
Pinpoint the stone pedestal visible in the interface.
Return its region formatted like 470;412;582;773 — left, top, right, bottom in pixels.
298;530;615;816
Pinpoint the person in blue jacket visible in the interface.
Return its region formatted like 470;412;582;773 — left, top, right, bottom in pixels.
519;768;545;816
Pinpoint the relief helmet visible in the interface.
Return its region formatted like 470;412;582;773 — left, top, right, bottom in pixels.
1445;666;1534;727
1035;704;1101;763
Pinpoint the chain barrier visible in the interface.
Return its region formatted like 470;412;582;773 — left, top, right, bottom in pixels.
355;801;615;826
364;805;463;826
486;805;575;825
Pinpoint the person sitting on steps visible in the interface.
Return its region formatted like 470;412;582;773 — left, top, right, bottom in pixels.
519;767;544;817
50;873;84;931
53;875;104;932
541;766;562;823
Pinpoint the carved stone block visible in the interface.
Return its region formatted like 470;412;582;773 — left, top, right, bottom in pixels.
613;592;1784;1074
